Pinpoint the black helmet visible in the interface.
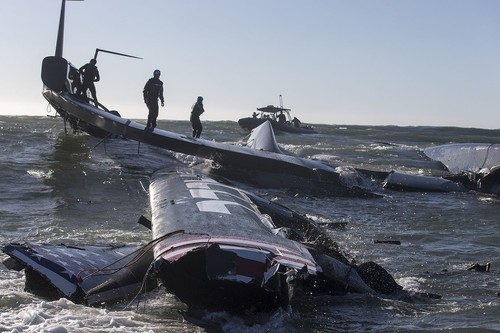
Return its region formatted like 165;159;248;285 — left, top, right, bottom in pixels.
197;96;203;102
153;69;161;76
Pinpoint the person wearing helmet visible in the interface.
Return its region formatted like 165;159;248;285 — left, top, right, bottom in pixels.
77;58;100;106
143;69;164;131
190;96;205;138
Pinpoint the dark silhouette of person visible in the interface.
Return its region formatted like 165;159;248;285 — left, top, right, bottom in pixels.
143;69;164;131
278;112;286;123
190;96;205;138
78;59;100;106
292;117;301;128
68;66;81;94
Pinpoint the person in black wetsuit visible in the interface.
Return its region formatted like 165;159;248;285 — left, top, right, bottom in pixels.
277;112;286;123
78;59;100;106
190;96;205;138
68;66;81;94
143;69;164;131
292;117;301;128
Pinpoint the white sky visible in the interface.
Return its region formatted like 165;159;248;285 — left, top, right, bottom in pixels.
0;0;499;128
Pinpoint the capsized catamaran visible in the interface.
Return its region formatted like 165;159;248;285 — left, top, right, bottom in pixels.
40;1;380;197
42;1;500;197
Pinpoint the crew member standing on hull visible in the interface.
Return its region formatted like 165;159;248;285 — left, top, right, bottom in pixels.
78;59;100;106
190;96;205;138
143;69;164;131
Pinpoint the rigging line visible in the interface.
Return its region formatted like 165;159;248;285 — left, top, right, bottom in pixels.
91;132;113;151
343;265;354;292
121;253;162;311
481;144;494;170
78;230;185;280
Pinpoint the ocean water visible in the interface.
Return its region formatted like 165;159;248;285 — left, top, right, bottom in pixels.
1;115;499;332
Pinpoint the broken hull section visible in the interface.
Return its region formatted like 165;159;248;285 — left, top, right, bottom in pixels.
149;170;318;313
424;143;500;195
155;245;292;313
424;143;500;174
382;171;470;192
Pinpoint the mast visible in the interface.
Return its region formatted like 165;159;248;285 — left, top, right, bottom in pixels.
54;0;83;57
54;0;66;57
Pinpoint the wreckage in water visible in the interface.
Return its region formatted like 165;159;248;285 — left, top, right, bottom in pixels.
149;170;317;312
382;143;500;195
4;0;410;314
3;170;396;313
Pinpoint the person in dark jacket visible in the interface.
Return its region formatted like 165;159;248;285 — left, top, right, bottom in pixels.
292;117;302;128
143;69;164;131
78;59;100;106
190;96;205;138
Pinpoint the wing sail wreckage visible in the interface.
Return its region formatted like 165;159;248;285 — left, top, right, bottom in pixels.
3;171;401;313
